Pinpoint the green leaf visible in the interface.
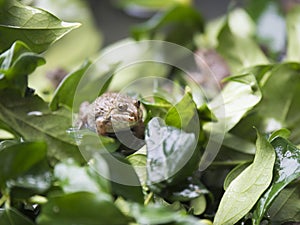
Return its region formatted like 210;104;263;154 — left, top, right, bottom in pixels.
0;208;35;225
54;160;111;195
9;159;52;198
0;0;80;53
0;141;47;189
252;137;300;224
217;20;268;73
108;154;144;204
132;5;204;47
205;73;262;133
286;6;300;62
36;192;129;225
145;117;199;192
223;162;251;190
128;203;201;225
127;149;147;185
267;183;300;223
233;63;300;145
166;176;209;202
0;89;83;163
50;60;91;110
268;128;291;142
116;0;191;10
165;91;199;132
0;41;45;94
190;195;207;215
140;96;172;124
213;130;275;225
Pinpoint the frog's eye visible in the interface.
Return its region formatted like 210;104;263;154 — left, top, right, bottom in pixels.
134;100;140;108
117;103;128;111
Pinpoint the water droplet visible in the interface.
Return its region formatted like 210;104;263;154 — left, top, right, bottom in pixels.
53;206;60;213
27;111;43;116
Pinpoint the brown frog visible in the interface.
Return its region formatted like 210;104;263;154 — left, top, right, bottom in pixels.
76;92;144;139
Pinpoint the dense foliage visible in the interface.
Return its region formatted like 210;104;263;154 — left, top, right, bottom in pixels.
0;0;300;225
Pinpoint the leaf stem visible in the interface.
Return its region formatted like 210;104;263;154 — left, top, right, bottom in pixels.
0;194;7;207
144;192;154;205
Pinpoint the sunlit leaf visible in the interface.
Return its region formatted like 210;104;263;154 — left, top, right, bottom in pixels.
213;131;275;225
0;0;80;53
252;137;300;224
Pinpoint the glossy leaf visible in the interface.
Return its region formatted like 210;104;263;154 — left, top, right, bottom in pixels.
165;91;199;132
37;192;129;225
213;131;275;225
267;183;300;223
132;5;204;47
145;117;199;191
205;73;262;133
9;159;52;198
54;160;110;195
0;0;80;53
190;195;207;215
0;141;47;189
140;96;172;124
128;203;202;225
217;20;268;73
163;175;209;202
233;63;300;145
0;89;83;163
286;6;300;62
127;149;147;186
252;137;300;224
0;41;45;94
0;208;35;225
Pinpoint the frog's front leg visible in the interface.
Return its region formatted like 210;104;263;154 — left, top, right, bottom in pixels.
76;101;90;129
95;117;109;136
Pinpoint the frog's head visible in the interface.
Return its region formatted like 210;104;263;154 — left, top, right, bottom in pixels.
95;98;143;135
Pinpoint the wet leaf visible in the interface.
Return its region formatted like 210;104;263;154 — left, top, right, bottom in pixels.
145;117;199;191
252;137;300;224
0;0;80;53
36;192;129;225
167;177;209;202
213;130;275;225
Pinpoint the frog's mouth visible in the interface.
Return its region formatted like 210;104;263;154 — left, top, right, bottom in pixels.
95;114;138;133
